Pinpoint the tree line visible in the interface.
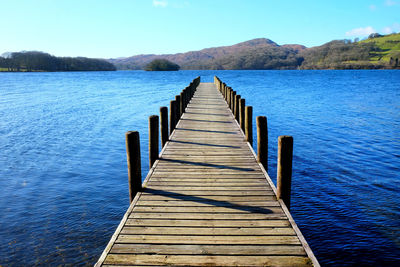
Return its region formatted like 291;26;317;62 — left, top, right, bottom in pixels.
0;51;116;72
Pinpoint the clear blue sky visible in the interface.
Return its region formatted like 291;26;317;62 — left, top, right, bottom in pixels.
1;0;399;58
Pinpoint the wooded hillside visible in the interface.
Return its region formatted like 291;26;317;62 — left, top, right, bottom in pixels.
0;51;116;72
109;33;400;70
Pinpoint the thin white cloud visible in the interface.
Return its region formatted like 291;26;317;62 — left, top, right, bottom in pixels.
345;26;376;37
153;0;168;8
369;4;377;10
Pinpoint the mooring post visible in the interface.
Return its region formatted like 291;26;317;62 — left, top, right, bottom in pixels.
231;91;236;112
235;94;241;121
257;116;268;172
277;135;293;210
180;91;185;115
170;100;176;134
226;86;229;104
149;115;159;168
229;90;233;111
184;88;188;108
160;106;168;147
125;131;142;203
245;106;253;146
240;98;245;131
222;83;226;99
175;95;181;118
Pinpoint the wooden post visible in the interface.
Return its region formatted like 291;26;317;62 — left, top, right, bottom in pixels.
257;116;268;172
231;91;236;112
184;88;188;108
235;95;241;121
180;92;184;115
170;100;176;134
245;106;253;146
149;115;159;168
223;84;227;99
240;98;245;131
125;131;141;203
277;135;293;210
175;95;181;118
160;106;168;147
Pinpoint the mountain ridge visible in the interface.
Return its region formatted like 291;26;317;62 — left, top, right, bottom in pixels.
108;34;400;70
108;38;304;70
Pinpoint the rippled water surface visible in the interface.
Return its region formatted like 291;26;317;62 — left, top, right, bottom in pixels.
0;70;399;266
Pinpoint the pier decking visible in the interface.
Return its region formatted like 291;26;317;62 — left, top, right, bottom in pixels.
96;81;318;266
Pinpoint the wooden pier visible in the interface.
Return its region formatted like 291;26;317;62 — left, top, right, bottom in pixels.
96;77;319;266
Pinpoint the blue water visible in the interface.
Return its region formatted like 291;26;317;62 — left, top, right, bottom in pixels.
0;70;399;266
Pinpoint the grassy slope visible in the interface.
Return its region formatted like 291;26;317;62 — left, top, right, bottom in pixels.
300;33;400;69
358;33;400;63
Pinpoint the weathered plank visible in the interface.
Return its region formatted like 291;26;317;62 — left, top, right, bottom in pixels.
104;254;312;266
126;219;292;227
120;226;295;236
110;244;305;255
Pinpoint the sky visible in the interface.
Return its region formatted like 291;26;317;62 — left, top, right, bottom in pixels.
1;0;399;58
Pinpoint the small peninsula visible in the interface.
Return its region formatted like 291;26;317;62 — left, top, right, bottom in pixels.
144;59;180;71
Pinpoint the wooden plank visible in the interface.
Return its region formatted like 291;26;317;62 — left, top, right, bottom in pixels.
126;219;291;227
146;182;268;186
143;186;270;191
120;226;296;236
148;178;268;182
141;190;275;196
136;200;280;207
138;195;277;202
110;244;305;255
104;254;312;266
129;213;286;220
132;206;283;214
116;235;302;245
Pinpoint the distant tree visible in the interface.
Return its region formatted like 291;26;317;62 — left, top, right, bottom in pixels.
368;33;383;39
145;59;180;71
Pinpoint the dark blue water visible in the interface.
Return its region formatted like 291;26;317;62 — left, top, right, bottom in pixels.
0;70;399;266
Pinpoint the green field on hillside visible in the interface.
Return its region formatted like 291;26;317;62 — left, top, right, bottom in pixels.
359;33;400;63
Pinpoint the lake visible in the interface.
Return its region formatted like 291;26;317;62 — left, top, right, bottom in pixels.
0;70;399;266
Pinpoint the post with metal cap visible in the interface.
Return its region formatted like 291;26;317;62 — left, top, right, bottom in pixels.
245;106;253;146
149;115;159;168
277;135;293;210
160;106;168;147
257;116;268;172
125;131;142;203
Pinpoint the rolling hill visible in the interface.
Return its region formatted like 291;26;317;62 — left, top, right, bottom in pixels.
108;33;400;70
108;38;306;70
